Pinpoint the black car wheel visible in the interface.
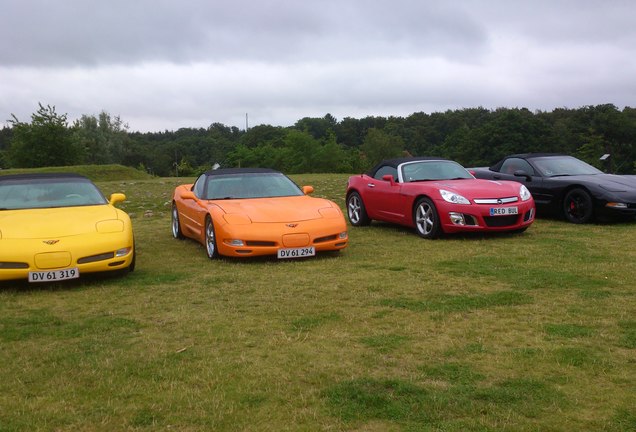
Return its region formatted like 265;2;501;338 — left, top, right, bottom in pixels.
414;197;441;239
563;188;594;224
171;202;185;239
347;192;371;226
205;216;219;259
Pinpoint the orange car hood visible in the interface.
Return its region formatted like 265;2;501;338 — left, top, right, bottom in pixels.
212;196;333;223
0;205;120;239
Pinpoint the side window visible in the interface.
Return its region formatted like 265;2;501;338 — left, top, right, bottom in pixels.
193;174;206;198
500;158;534;176
374;166;398;181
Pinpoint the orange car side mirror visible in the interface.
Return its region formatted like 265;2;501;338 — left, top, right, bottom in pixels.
109;193;126;205
181;191;196;200
302;186;314;195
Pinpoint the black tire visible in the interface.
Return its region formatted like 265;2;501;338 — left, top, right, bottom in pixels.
204;216;220;259
346;191;371;226
128;243;136;272
563;188;594;224
413;197;442;239
171;202;185;239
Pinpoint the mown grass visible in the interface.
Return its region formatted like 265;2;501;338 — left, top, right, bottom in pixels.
0;164;152;181
1;173;635;431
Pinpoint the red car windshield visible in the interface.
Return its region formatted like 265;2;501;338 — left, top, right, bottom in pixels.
400;160;473;182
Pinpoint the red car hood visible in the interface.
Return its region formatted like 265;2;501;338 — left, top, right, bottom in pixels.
429;179;523;199
212;196;337;223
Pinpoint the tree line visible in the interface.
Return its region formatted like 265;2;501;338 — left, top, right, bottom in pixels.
1;103;635;176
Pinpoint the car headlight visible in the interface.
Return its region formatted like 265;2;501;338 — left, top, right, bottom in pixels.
519;185;532;201
440;189;470;205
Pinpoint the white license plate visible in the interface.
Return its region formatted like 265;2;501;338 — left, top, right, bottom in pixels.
490;206;518;216
28;268;80;283
277;247;316;259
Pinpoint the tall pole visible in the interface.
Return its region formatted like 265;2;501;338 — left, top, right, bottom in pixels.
245;113;249;131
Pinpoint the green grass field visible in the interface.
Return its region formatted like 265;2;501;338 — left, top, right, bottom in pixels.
1;173;635;431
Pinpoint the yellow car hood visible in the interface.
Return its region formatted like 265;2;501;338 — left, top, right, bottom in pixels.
213;196;335;223
0;205;121;239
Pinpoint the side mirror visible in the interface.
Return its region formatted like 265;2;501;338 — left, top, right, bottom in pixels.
513;170;532;181
109;193;126;205
468;170;476;177
181;191;196;200
302;186;314;195
382;174;396;184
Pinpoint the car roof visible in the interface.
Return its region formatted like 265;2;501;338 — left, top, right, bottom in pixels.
202;167;281;176
368;156;449;176
505;153;566;160
0;173;90;182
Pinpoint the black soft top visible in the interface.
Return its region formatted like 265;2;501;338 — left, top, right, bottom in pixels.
0;172;90;182
367;156;448;177
203;167;280;177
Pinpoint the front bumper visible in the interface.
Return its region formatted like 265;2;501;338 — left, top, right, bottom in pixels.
0;233;134;282
437;200;536;234
215;219;348;258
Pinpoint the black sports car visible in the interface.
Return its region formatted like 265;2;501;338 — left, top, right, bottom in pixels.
471;153;636;223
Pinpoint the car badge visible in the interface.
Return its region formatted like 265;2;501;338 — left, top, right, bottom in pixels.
497;199;503;205
286;224;298;228
43;240;60;245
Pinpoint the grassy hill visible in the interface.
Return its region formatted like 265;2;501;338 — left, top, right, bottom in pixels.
0;164;153;181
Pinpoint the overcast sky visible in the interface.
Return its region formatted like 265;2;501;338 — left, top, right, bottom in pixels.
1;0;635;132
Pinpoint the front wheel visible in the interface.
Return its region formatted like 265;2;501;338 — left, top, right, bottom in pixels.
563;188;594;224
413;197;442;239
171;202;185;239
346;192;371;226
204;217;220;259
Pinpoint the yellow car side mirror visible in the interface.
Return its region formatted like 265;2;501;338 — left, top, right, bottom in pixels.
109;193;126;205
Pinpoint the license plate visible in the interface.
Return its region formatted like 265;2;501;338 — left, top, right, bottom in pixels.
490;206;518;216
277;247;316;259
28;268;80;283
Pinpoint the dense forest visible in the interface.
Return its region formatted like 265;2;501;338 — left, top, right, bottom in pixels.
1;103;635;176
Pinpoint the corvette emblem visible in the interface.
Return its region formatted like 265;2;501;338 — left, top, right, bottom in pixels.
43;240;60;245
286;224;298;228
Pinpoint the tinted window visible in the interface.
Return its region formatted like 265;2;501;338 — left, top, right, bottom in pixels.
0;178;106;210
400;160;472;182
531;156;602;177
192;174;206;198
500;158;535;175
374;166;398;181
203;173;303;199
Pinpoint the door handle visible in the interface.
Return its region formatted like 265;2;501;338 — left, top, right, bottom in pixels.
367;183;375;188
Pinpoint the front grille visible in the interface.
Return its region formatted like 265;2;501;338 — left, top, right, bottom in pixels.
0;262;29;269
77;252;115;264
484;215;519;227
314;234;338;243
474;196;518;205
245;241;276;247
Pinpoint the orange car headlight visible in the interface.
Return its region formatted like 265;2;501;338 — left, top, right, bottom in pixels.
319;207;341;218
96;220;124;233
224;214;252;225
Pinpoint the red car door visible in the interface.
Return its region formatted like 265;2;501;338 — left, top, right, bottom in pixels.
363;176;407;223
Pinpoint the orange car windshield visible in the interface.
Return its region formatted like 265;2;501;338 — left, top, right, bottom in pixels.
0;178;107;210
203;173;304;200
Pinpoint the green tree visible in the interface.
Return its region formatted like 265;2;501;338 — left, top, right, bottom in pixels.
360;128;404;168
72;111;129;164
8;103;83;167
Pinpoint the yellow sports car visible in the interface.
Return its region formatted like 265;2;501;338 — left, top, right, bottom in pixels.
0;173;135;283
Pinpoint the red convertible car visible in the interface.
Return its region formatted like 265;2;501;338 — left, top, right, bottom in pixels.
346;157;535;238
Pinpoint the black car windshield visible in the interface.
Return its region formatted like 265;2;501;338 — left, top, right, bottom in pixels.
0;178;107;210
400;160;473;182
532;156;603;177
204;172;303;199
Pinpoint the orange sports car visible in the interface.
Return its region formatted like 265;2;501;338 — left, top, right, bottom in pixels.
171;168;348;259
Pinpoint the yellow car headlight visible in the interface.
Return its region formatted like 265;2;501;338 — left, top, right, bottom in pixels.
96;220;124;233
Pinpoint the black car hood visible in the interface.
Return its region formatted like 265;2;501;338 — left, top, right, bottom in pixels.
551;173;636;197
